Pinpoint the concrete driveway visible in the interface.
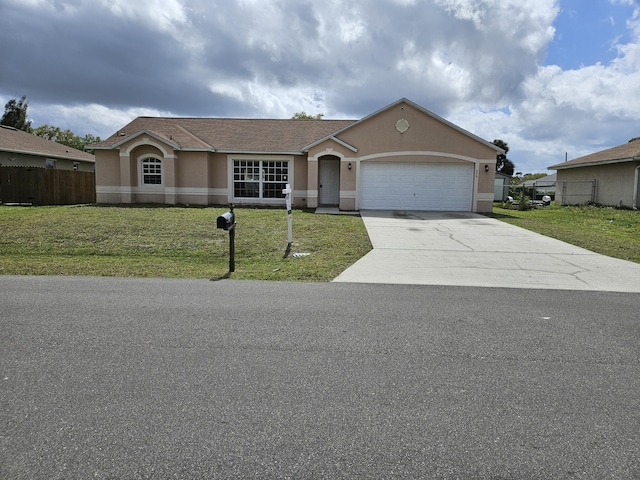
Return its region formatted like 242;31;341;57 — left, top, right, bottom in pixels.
333;210;640;292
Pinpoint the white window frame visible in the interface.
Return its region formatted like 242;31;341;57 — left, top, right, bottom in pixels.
229;155;293;204
138;155;164;188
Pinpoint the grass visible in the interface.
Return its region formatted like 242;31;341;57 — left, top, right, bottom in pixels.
3;203;638;281
488;204;640;264
0;205;372;281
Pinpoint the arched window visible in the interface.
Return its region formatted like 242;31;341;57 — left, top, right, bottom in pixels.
141;158;162;185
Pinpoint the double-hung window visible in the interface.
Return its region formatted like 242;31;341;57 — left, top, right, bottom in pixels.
233;160;289;199
141;158;162;185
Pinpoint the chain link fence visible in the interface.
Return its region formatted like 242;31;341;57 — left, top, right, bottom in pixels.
496;179;596;206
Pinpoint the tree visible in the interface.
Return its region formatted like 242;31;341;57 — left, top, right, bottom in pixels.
291;111;324;120
32;124;61;142
3;96;100;152
33;124;101;153
1;95;32;132
81;134;101;154
500;158;515;176
492;139;509;155
629;137;640;142
492;139;515;176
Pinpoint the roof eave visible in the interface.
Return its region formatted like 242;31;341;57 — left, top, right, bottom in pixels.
107;129;181;150
549;156;640;170
0;146;95;163
216;150;304;155
302;135;358;153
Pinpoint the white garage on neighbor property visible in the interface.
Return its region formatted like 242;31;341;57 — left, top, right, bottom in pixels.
359;162;474;211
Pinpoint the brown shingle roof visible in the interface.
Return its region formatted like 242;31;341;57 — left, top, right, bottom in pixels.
0;125;95;162
92;117;358;153
549;140;640;170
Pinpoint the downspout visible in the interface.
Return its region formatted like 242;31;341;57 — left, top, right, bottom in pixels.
633;162;640;210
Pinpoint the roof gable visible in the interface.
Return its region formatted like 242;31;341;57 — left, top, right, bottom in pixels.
326;98;504;154
549;141;640;170
0;125;95;162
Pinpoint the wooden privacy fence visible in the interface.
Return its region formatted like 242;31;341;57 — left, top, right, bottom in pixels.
0;167;96;205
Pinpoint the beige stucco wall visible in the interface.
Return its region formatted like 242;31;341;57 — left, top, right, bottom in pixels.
95;150;120;185
337;102;497;161
95;150;121;203
306;102;496;212
556;162;640;207
209;153;227;188
292;155;308;209
96;137;304;207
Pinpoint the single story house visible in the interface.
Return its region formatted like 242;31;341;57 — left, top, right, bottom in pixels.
521;172;556;201
522;172;556;190
92;98;502;212
548;141;640;208
0;124;95;171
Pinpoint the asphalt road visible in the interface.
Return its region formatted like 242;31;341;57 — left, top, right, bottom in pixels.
1;276;639;479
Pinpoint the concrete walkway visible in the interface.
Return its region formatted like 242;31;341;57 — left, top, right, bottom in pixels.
333;210;640;292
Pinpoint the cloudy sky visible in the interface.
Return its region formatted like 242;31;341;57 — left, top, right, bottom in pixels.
1;0;639;173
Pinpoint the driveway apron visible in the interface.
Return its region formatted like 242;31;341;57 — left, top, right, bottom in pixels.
333;210;640;292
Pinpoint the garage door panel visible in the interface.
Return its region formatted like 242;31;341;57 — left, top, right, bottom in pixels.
360;162;473;211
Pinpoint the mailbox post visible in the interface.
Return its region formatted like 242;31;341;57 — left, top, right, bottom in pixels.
216;205;236;273
283;183;292;245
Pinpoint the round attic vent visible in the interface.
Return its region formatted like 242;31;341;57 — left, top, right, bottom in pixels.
395;118;410;134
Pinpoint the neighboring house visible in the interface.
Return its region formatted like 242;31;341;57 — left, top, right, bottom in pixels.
92;98;502;212
548;141;640;208
521;173;556;201
522;173;556;189
0;125;95;171
494;172;511;201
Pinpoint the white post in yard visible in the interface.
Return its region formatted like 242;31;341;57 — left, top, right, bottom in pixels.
283;183;292;244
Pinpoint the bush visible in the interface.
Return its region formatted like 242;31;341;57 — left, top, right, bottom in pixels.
517;192;532;211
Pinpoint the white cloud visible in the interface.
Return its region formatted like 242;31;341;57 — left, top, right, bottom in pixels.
29;103;175;139
337;16;367;44
3;0;640;172
98;0;188;32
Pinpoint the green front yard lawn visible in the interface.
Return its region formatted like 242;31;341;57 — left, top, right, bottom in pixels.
0;205;372;281
488;204;640;264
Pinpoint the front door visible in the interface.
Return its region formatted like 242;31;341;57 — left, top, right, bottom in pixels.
318;158;340;205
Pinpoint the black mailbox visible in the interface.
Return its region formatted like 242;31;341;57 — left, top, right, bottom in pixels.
217;211;235;230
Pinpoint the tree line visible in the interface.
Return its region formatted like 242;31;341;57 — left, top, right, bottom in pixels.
1;95;101;153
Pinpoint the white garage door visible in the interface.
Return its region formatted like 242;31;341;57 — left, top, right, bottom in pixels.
359;162;474;211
